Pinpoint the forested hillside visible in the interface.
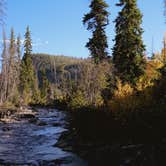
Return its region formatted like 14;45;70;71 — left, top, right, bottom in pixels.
30;53;112;108
31;53;83;83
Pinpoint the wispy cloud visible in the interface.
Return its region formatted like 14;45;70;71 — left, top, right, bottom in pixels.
0;37;49;48
32;38;49;48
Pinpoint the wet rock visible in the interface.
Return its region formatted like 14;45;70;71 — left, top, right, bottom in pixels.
0;159;4;164
0;109;16;119
54;140;68;148
63;146;73;151
52;122;60;127
52;159;63;165
19;114;36;119
29;161;40;166
51;157;73;165
28;118;38;123
38;160;62;166
2;127;11;132
58;157;73;164
55;135;74;152
36;121;47;126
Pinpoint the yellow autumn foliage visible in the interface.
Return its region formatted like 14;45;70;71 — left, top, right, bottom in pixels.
109;79;138;113
111;59;161;109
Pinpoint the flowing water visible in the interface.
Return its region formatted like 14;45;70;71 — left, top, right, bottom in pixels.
0;108;87;166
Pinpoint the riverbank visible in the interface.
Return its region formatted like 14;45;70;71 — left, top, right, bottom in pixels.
56;108;166;166
0;105;17;119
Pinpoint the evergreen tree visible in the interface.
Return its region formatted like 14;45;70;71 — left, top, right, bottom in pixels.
16;34;21;63
83;0;109;63
8;28;15;73
112;0;146;84
19;26;36;104
15;34;21;89
7;28;17;101
9;28;15;51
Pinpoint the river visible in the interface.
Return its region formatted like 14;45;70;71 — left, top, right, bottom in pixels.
0;107;87;166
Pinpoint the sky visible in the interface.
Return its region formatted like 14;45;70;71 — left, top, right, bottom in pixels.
1;0;166;58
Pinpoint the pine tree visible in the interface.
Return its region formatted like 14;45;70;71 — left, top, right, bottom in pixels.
19;26;36;104
7;28;17;101
83;0;109;63
15;34;22;90
16;34;21;64
112;0;146;84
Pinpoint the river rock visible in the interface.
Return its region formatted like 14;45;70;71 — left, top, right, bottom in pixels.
19;114;36;119
28;118;38;123
0;159;4;164
36;121;47;126
63;146;73;151
52;122;61;127
2;127;11;132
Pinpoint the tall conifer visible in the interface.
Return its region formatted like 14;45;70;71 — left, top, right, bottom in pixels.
113;0;146;84
16;34;21;63
83;0;109;63
20;26;36;104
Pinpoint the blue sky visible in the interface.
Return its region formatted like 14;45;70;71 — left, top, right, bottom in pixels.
2;0;166;58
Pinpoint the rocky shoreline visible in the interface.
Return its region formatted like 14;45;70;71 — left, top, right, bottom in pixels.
56;110;166;166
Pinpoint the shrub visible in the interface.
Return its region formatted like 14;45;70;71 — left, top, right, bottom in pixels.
68;90;88;110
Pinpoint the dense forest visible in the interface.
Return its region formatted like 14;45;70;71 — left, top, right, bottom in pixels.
1;0;166;165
